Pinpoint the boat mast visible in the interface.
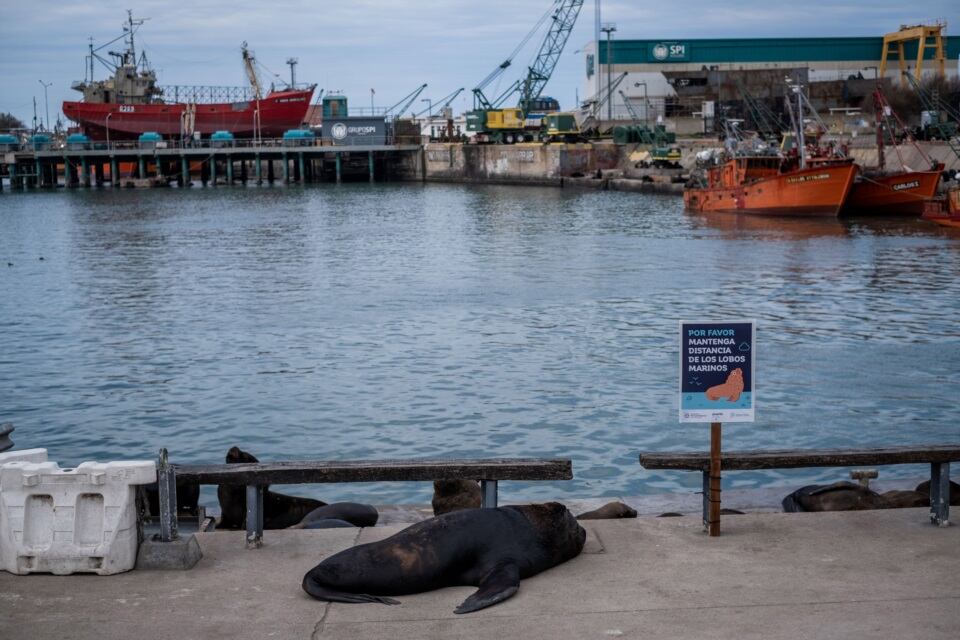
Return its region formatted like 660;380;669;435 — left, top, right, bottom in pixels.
874;86;885;172
241;42;263;100
792;83;806;169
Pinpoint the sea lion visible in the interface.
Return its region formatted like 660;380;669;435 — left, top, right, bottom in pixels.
302;502;585;614
431;479;482;516
782;482;886;512
289;503;379;529
576;501;637;520
143;478;200;517
217;446;326;530
879;490;928;508
914;479;960;506
705;368;744;402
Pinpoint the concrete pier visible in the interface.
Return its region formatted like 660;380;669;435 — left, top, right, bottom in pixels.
0;508;956;640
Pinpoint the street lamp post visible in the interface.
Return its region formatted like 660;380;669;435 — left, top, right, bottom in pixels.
38;80;52;131
421;98;433;119
601;23;617;122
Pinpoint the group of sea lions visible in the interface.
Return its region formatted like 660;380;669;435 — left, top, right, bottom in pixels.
782;479;960;512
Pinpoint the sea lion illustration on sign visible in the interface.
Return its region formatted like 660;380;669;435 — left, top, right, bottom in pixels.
302;502;586;613
705;368;744;402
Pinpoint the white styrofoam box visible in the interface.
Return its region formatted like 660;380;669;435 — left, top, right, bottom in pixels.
0;449;49;466
0;460;156;575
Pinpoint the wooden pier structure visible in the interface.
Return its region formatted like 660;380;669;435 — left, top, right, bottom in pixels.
0;141;422;191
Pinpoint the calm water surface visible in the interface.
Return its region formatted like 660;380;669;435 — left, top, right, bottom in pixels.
1;184;958;504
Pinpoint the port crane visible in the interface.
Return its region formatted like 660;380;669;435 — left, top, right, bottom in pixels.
383;83;429;120
413;88;465;118
467;0;584;143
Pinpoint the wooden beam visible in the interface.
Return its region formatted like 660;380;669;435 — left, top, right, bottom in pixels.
640;445;960;471
173;458;573;485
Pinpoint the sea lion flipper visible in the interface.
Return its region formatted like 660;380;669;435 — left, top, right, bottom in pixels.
301;575;400;605
454;561;520;614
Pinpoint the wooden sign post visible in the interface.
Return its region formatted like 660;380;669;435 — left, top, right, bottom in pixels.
680;321;755;537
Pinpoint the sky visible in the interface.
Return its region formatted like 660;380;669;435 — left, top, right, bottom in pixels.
1;0;957;127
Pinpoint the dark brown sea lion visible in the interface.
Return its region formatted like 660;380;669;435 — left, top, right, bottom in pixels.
879;490;929;508
217;446;326;530
782;482;886;513
143;477;200;517
576;501;637;520
302;502;585;614
914;479;960;506
289;503;379;529
431;479;481;516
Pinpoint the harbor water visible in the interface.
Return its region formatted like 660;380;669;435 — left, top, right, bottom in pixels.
1;183;958;505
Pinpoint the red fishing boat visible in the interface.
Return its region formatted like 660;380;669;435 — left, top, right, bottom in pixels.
922;188;960;227
62;12;314;140
842;88;943;216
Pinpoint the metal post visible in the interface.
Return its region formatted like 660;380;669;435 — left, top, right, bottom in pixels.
709;422;722;537
111;157;119;187
335;152;342;183
702;469;710;528
282;154;289;183
267;158;275;183
368;151;374;182
226;156;233;184
480;480;498;508
34;159;41;188
181;156;189;187
246;485;264;548
157;448;179;542
210;157;217;186
138;155;146;179
930;462;950;526
298;153;305;183
601;23;617;122
81;157;90;188
255;154;262;184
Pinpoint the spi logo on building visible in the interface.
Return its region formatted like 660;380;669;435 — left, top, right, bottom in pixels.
331;123;348;140
680;321;755;423
651;42;688;62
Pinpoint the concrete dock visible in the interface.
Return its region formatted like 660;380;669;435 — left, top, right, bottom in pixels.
0;508;957;639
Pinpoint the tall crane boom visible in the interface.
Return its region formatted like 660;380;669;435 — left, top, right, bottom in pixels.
241;42;263;100
518;0;584;112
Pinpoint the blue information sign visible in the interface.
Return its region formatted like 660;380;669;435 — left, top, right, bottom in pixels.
680;321;755;423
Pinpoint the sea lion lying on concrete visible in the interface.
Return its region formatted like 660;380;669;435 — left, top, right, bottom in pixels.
878;490;928;508
289;503;379;529
432;479;481;516
302;502;585;614
915;479;960;506
782;482;886;512
576;501;637;520
217;446;326;530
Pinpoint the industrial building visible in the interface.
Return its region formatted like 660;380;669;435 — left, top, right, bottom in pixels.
583;31;960;132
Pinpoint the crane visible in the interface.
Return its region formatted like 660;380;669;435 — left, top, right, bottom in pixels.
241;42;263;100
468;0;584;143
383;83;428;119
413;88;465;118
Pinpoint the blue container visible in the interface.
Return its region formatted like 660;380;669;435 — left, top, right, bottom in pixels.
29;134;52;151
0;133;18;152
282;129;315;146
67;133;91;150
210;130;235;148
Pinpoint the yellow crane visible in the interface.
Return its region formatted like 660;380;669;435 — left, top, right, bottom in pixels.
879;23;947;87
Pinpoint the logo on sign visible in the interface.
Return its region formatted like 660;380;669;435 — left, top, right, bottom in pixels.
653;44;669;60
331;123;347;140
653;43;686;61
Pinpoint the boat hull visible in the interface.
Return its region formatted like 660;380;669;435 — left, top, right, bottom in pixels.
684;163;858;217
921;188;960;227
842;169;942;216
62;89;314;140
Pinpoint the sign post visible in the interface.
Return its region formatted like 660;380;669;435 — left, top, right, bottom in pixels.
680;321;755;536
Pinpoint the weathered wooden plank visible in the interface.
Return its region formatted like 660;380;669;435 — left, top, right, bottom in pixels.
172;458;573;485
640;445;960;471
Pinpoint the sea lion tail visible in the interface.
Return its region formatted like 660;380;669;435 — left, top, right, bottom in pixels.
301;574;399;606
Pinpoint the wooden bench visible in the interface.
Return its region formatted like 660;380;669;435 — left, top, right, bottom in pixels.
639;444;959;527
155;449;573;547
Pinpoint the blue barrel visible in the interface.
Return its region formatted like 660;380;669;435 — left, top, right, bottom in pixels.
67;133;91;150
30;134;52;151
282;129;315;146
210;130;235;148
0;133;18;152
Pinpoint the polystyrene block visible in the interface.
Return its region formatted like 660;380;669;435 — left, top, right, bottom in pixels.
0;460;156;575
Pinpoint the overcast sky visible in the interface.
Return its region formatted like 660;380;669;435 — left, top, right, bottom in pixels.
1;1;957;126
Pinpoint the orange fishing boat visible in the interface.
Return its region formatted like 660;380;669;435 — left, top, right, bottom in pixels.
921;188;960;227
843;166;944;216
684;156;858;217
842;89;943;216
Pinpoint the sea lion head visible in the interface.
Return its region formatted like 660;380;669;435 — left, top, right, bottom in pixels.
513;502;586;561
226;446;259;464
